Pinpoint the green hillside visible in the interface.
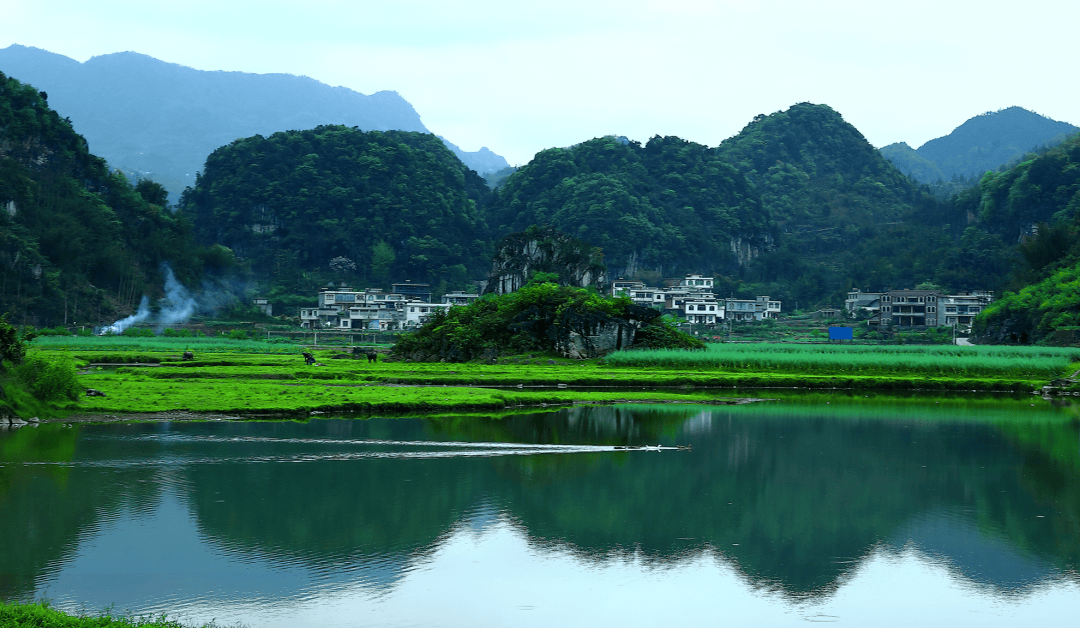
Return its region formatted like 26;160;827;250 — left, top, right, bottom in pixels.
715;103;921;243
0;72;210;327
489;135;771;278
971;133;1080;343
178;126;493;301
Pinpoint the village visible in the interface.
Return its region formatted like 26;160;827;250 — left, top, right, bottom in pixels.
298;274;994;334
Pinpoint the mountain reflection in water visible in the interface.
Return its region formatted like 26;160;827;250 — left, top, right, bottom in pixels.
0;397;1077;626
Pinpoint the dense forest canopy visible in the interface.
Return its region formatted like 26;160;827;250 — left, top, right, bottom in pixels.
973;133;1080;343
489;135;772;279
179;126;493;305
0;72;215;327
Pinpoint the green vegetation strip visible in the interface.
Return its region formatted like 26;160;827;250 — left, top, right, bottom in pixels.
34;336;303;353
25;342;1072;418
0;601;211;628
74;374;722;414
604;343;1077;380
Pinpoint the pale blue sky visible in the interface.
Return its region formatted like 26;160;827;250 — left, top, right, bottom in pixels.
3;0;1077;164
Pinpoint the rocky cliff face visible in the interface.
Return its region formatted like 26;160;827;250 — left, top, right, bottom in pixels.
484;227;606;294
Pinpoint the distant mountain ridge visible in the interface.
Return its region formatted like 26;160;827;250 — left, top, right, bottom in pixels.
0;45;507;199
881;107;1078;183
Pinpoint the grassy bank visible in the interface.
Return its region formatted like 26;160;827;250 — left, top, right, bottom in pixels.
0;601;215;628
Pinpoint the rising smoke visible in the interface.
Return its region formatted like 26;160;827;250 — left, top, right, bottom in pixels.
157;263;197;328
101;262;243;334
100;295;152;334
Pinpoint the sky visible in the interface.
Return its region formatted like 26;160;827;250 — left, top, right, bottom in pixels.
3;0;1078;165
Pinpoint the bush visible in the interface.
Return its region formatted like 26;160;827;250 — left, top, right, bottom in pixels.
162;328;194;338
228;329;250;340
36;325;72;336
12;354;81;402
121;327;154;337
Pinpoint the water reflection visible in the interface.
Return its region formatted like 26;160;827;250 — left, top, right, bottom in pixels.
0;396;1077;626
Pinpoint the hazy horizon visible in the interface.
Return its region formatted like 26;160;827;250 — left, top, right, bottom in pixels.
3;0;1078;165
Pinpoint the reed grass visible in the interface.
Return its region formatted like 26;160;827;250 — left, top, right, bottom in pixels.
603;343;1078;380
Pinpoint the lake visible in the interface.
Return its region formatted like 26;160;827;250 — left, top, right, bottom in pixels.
1;394;1078;627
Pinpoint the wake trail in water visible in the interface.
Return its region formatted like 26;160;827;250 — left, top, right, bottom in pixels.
87;433;613;451
19;434;659;468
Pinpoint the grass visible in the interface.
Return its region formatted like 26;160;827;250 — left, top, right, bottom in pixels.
0;601;220;628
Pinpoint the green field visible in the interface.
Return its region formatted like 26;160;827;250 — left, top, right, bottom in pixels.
16;338;1077;419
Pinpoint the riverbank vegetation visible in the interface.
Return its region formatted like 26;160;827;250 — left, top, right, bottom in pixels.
1;314;81;419
0;600;213;628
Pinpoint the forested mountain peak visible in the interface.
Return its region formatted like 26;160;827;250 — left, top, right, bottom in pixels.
715;102;919;233
490;134;772;279
885;106;1079;184
179;125;493;303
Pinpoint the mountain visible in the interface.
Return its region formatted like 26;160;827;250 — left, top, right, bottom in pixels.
878;142;947;183
0;45;508;200
882;107;1078;184
715;103;921;237
489;135;772;279
0;71;213;326
439;137;510;176
178;126;492;305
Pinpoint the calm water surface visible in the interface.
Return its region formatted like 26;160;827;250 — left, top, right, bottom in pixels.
1;394;1078;627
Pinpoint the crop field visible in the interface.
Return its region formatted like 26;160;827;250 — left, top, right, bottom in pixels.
33;335;304;353
603;343;1080;380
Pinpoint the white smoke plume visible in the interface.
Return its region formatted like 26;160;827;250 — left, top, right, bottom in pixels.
101;295;152;334
101;262;225;334
157;262;197;328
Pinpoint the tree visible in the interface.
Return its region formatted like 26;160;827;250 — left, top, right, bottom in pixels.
134;178;169;208
0;312;34;369
371;241;396;284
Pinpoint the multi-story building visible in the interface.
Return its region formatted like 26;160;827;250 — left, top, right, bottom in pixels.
723;296;781;321
844;290;884;317
878;289;941;327
441;291;480;306
940;291;993;330
682;298;720;324
872;289;992;329
398;301;452;328
301;284;458;331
